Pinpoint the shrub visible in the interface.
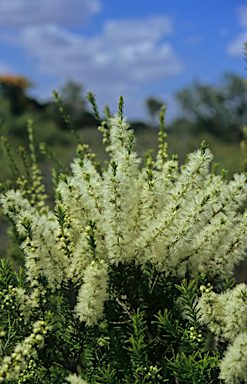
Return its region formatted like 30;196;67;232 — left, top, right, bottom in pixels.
0;95;247;383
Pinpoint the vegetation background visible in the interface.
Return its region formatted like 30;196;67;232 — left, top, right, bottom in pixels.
0;72;247;282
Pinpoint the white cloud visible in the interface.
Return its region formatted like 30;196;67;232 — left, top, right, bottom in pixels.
0;15;183;118
226;31;247;57
0;11;183;119
226;5;247;57
0;0;101;27
6;16;182;81
103;16;173;43
237;5;247;28
0;61;13;74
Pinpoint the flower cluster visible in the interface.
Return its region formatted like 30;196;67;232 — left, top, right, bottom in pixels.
198;283;247;383
0;320;50;382
74;260;109;326
65;373;89;384
219;332;247;384
198;283;247;341
2;114;247;324
189;326;203;343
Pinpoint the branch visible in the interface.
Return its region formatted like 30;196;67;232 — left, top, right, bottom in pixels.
111;290;133;319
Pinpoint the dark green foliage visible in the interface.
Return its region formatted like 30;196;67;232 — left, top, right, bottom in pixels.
0;250;234;383
175;279;201;328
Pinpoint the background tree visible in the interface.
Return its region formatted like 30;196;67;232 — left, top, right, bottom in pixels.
0;75;34;115
173;73;247;142
60;80;97;129
145;97;164;126
60;81;86;118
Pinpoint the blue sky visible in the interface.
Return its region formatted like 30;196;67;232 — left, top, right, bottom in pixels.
0;0;247;122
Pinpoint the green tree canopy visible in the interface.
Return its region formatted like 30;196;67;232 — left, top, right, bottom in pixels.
0;75;33;115
145;97;165;124
60;80;90;127
173;73;247;142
